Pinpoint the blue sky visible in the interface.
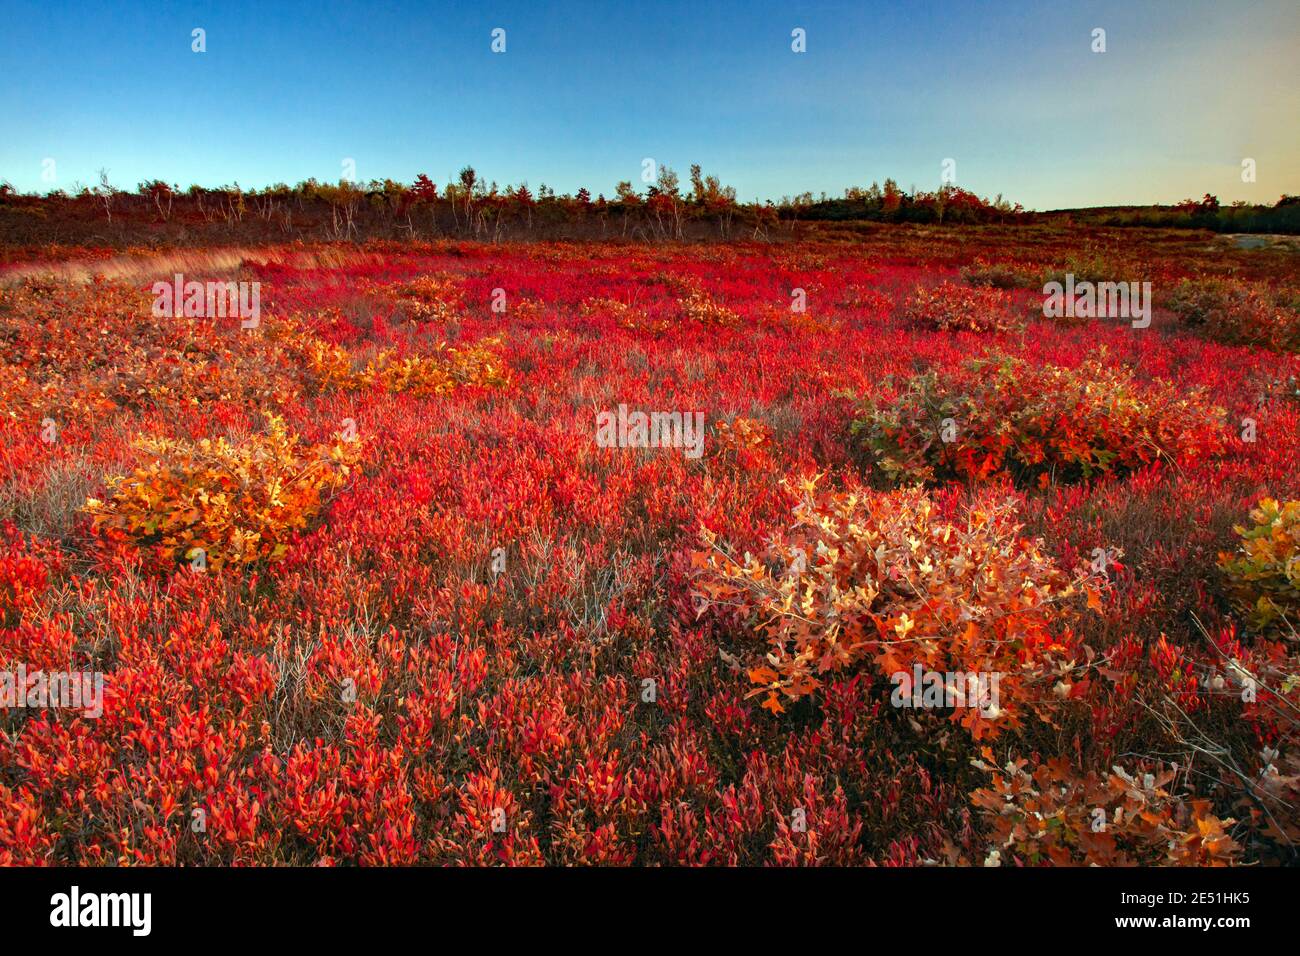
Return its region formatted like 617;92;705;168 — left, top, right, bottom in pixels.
1;0;1296;209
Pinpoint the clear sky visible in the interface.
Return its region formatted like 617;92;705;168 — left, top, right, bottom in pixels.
1;0;1296;209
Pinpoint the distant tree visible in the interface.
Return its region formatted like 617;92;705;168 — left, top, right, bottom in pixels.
688;167;737;236
410;174;438;203
882;178;903;217
95;168;116;223
513;183;534;229
138;180;175;221
315;179;363;238
653;165;683;238
457;165;478;225
689;164;705;205
613;181;640;236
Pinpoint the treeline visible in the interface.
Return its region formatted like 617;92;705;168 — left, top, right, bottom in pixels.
0;166;1024;246
2;168;1295;246
1048;194;1300;234
0;164;751;245
783;179;1025;225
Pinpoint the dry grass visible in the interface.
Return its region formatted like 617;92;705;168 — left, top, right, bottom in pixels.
0;245;387;288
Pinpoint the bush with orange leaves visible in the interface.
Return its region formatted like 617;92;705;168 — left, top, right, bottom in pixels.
84;414;361;570
969;753;1241;866
857;353;1225;487
1219;498;1300;633
692;478;1092;738
390;274;464;323
713;416;773;468
293;332;509;397
362;338;510;396
903;280;1023;333
680;287;741;328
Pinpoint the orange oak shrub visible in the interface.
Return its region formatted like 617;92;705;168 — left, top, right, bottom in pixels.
969;753;1241;866
715;415;772;446
680;288;741;328
293;332;509;396
856;353;1225;487
1219;497;1300;632
692;477;1090;738
361;338;510;396
903;280;1023;333
392;274;464;323
290;331;362;392
85;414;361;569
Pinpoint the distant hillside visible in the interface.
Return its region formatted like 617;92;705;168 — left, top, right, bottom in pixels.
1034;196;1300;234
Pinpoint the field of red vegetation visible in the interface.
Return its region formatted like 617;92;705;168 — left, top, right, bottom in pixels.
2;227;1298;866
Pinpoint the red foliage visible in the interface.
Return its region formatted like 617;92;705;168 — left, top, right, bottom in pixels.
1;230;1297;866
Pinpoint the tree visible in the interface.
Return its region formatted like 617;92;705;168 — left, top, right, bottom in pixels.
95;168;116;223
457;165;478;228
410;174;438;203
512;183;534;230
315;179;363;238
138;180;174;222
653;165;682;238
689;164;705;205
882;178;903;217
614;180;640;236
